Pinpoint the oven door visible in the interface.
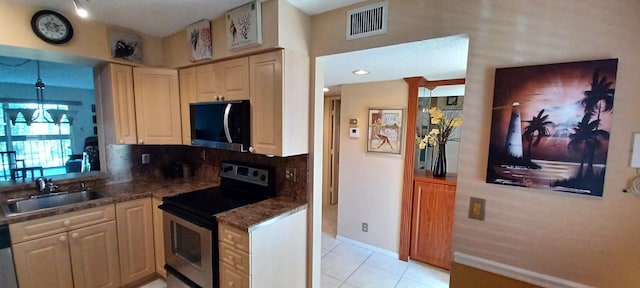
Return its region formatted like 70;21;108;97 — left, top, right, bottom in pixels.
163;211;213;288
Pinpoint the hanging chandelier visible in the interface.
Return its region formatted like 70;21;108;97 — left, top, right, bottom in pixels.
5;60;76;126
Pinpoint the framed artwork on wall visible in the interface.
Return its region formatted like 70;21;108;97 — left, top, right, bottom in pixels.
186;19;213;61
367;108;404;155
225;0;262;51
108;29;143;62
486;58;619;197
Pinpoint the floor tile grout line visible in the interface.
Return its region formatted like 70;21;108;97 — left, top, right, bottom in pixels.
340;250;374;287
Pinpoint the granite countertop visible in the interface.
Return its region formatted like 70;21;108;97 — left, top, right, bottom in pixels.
0;177;219;225
0;177;307;230
217;197;307;232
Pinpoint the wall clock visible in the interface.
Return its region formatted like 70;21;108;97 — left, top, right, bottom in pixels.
31;10;74;44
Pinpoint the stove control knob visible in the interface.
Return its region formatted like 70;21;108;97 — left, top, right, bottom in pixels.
253;170;259;177
260;175;266;182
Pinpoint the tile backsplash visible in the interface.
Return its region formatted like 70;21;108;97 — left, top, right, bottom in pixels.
106;145;308;202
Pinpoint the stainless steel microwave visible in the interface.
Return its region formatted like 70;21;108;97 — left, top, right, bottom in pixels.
190;100;250;152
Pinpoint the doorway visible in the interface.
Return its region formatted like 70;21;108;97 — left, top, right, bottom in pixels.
322;96;340;236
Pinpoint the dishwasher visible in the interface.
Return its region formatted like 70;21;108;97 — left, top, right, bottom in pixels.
0;224;18;288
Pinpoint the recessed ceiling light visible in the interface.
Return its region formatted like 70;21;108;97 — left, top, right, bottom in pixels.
352;69;369;75
323;88;330;92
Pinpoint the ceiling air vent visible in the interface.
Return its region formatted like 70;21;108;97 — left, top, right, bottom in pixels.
346;1;388;40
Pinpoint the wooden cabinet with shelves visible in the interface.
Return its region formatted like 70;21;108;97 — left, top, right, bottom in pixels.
195;57;249;102
10;205;120;288
116;197;156;286
249;49;309;156
98;63;182;146
410;176;456;270
218;209;306;288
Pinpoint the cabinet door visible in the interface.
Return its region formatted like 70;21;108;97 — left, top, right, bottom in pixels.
133;67;182;144
12;232;74;288
179;67;197;145
219;262;249;288
220;57;249;101
101;63;137;144
250;50;283;156
152;197;166;277
116;197;156;285
69;221;121;288
195;63;222;102
410;180;456;269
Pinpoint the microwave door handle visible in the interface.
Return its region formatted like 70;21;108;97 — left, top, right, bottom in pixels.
223;103;233;143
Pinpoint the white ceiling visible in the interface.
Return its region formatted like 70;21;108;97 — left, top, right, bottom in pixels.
0;0;469;93
3;0;366;37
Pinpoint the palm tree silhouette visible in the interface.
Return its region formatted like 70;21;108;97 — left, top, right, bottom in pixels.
580;69;615;124
568;113;610;179
522;109;553;160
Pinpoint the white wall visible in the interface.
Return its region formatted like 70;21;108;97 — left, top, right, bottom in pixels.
337;80;407;252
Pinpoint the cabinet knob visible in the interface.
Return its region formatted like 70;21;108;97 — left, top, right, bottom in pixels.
138;139;144;144
228;256;234;262
227;235;233;240
249;146;255;153
63;220;71;226
229;282;235;288
59;235;67;242
72;233;79;239
119;139;124;144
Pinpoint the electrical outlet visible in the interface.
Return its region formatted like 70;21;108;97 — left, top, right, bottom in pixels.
141;153;150;164
362;222;368;232
468;197;486;220
285;167;296;182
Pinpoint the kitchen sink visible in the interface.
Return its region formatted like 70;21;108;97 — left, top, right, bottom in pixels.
2;190;109;217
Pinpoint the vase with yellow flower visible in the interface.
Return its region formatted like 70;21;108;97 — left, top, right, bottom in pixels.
418;107;463;177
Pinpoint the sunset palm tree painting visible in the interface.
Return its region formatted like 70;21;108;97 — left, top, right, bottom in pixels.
486;59;618;196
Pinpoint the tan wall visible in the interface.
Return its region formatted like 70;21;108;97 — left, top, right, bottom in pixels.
337;80;407;252
311;0;640;286
0;2;164;67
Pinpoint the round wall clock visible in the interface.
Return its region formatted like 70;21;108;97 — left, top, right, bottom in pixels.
31;10;74;44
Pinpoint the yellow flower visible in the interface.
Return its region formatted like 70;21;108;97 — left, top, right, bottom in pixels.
450;117;463;127
428;107;443;120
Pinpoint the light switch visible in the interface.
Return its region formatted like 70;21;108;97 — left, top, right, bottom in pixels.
468;197;485;220
349;127;360;138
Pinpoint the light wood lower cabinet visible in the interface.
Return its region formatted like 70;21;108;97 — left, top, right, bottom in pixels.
116;197;156;286
151;197;166;277
218;208;307;288
11;206;121;288
410;177;456;270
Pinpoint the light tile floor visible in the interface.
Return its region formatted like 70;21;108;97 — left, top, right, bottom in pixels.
321;204;450;288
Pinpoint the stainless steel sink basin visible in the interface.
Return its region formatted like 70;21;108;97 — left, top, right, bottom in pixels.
2;190;109;217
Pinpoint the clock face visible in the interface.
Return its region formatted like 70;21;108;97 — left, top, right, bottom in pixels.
31;10;74;44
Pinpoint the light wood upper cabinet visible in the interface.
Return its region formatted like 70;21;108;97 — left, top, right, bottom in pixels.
194;57;249;102
410;177;456;270
179;67;197;145
116;197;156;286
98;63;137;145
133;67;182;145
249;49;309;156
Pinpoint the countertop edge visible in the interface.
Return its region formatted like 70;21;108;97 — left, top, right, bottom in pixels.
216;198;308;232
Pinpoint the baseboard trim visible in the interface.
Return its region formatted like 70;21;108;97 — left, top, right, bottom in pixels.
336;235;399;259
453;252;594;288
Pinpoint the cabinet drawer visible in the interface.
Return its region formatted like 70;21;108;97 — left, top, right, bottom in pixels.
10;205;116;244
219;242;250;275
219;224;249;253
219;262;249;288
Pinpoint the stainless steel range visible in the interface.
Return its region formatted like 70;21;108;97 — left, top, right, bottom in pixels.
159;162;275;288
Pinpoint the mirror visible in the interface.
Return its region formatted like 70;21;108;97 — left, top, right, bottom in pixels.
414;84;465;173
0;55;98;183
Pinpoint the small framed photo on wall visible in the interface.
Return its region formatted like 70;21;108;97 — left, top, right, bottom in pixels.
367;108;404;155
109;29;143;62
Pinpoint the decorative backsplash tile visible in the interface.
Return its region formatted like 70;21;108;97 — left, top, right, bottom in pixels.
106;145;308;202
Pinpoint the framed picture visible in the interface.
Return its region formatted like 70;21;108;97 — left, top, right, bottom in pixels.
486;59;618;197
109;29;143;62
446;96;458;106
225;0;262;51
186;20;213;61
367;108;404;154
